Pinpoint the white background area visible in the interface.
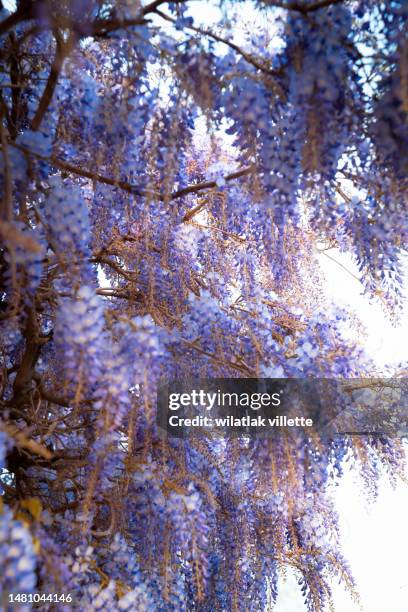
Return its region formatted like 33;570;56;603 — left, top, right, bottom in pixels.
275;249;408;612
276;465;408;612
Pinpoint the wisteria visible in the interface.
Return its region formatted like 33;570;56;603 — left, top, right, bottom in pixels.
0;1;407;611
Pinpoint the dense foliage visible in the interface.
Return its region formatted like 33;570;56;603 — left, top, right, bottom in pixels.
0;0;407;610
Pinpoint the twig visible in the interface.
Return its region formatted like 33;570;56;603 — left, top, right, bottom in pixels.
0;220;43;252
0;421;53;460
318;249;361;283
0;120;12;221
176;166;255;202
155;9;279;78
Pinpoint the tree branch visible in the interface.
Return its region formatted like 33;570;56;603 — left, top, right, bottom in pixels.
7;307;45;415
9;142;255;205
10;142;155;197
31;30;76;131
154;9;279;77
0;120;12;222
141;0;188;16
317;249;361;282
0;0;37;37
264;0;344;13
175;166;255;201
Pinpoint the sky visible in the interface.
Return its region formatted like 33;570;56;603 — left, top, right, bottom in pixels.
2;0;15;10
308;251;408;612
273;242;408;612
319;249;408;370
275;461;408;612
